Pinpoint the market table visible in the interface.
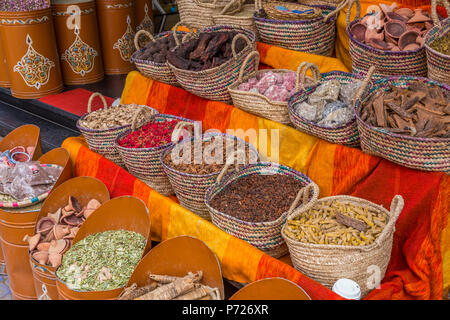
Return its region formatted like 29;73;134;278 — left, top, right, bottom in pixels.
60;40;449;300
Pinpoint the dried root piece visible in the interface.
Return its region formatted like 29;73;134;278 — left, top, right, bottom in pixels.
118;282;159;300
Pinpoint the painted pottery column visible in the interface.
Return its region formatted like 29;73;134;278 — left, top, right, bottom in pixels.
96;0;136;75
0;8;63;99
52;1;104;85
0;38;10;88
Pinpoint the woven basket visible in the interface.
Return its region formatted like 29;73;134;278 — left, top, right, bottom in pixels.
355;76;450;172
131;22;193;86
161;132;259;220
425;0;450;86
288;64;375;147
253;0;346;56
206;161;320;258
76;92;159;167
177;0;227;29
168;25;257;103
115;113;195;196
212;0;258;36
229;51;318;125
263;1;322;21
282;194;404;297
346;0;428;79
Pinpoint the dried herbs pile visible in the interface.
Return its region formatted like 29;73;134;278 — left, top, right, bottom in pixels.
119;271;221;300
284;200;388;246
25;196;102;268
117;119;180;149
78;105;150;130
56;230;146;291
293;80;363;128
210;174;305;223
133;34;177;63
430;33;450;55
163;136;256;175
167;31;248;71
0;0;49;11
360;80;450;138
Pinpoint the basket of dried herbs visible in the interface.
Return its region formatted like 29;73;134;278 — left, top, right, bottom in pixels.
76;92;159;167
206;161;319;258
282;195;404;297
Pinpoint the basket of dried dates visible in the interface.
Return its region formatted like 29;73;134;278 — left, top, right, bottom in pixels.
115;111;195;196
76;92;159;167
131;23;194;86
167;25;257;103
288;63;373;147
160;132;259;220
205;161;319;258
355;75;450;172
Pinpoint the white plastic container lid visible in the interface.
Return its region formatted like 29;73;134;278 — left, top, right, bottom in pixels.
332;279;361;300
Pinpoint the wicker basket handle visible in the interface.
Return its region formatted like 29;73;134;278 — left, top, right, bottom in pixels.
87;92;108;113
255;0;263;11
238;51;260;83
194;0;220;9
297;62;320;91
131;106;155;132
431;0;450;28
231;33;252;59
134;29;154;51
353;65;375;105
171;121;195;143
287;182;320;219
374;195;404;247
219;0;243;15
346;0;361;27
216;149;248;184
173;21;197;47
324;0;349;23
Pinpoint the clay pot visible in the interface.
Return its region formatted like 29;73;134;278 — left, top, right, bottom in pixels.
408;9;432;24
365;28;384;43
87;199;101;210
96;0;137;75
0;8;63;99
395;8;414;20
32;251;49;265
399;30;419;50
351;22;367;43
62;215;83;227
391;46;401;51
23;233;41;251
52;1;104;85
37;242;51;252
53;224;71;240
402;43;420;51
385;20;407;39
63;227;79;240
48;252;62;268
83;208;95;219
47;208;62;224
68;196;82;213
368;38;394;50
49;239;68;255
379;3;397;16
386;11;407;22
36;217;56;235
230;278;311;300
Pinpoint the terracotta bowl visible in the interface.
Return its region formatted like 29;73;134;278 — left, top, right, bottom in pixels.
230;278;311;300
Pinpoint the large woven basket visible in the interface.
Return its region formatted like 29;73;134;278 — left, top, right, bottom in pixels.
131;23;193;86
288;64;374;147
168;25;257;103
282;195;404;297
177;0;227;29
347;0;427;79
355;76;450;172
160;132;259;220
206;162;319;258
229;51;318;125
253;0;346;56
212;0;258;36
115;113;195;196
425;0;450;86
76;93;159;167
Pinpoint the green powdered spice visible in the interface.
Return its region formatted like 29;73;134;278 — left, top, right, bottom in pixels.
430;33;450;55
56;230;146;292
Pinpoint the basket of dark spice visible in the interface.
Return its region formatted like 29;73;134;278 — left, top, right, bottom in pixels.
131;22;193;86
205;161;320;258
282;195;404;297
424;0;450;86
76;92;159;167
115;111;195;196
355;75;450;172
167;25;257;103
55;196;151;300
161;132;259;220
288;63;372;147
